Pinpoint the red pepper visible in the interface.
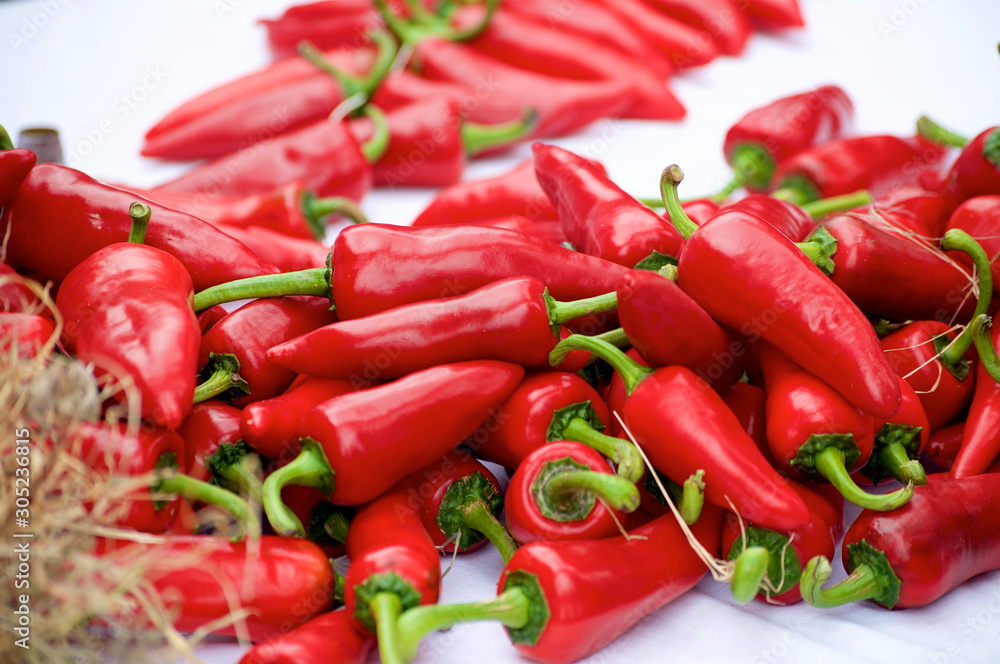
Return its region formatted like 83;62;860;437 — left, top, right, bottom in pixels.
721;381;771;460
239;608;372;664
858;375;930;486
467;215;568;246
262;361;523;532
918;119;1000;210
266;276;617;380
452;7;685;121
219;224;331;272
737;0;805;29
945;195;1000;291
504;441;639;544
723;480;842;605
533;143;685;267
56;204;201;428
410;158;560;226
552;334;811;532
407;449;518;561
643;0;753;56
867;184;952;238
951;319;1000;478
343;478;441;654
259;0;384;58
278;484;351;556
801;473;1000;609
0;312;55;359
661;166;902;420
719;86;853;195
718;193;818;241
1;164;277;292
0;263;43;312
177;400;244;483
603;347;648;437
200;296;339;409
98;534;336;641
0;132;36;208
191;223;635;321
153;108;388;202
592;0;721;68
348;96;534;188
241;375;367;462
141;33;396;161
923;421;965;471
616;268;747;391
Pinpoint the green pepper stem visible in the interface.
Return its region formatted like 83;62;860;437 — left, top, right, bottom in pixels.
319;508;351;544
460;500;519;565
261;438;336;537
153;472;257;542
971;314;1000;383
544;469;639;513
191;267;330;312
396;588;530;663
800;189;871;220
462;109;537;156
799;556;879;608
298;29;397;103
636;196;664;209
593;326;631;349
916;116;969;148
0;124;13;151
876;440;927;486
193;355;248;404
219;457;264;500
374;0;497;47
814;447;913;511
938;229;994;364
681;470;706;526
659;164;699;240
771;173;821;206
300;192;368;240
549;334;653;396
545;289;619;326
730;546;771;606
561;417;643;484
360;104;390;163
128;202;151;245
371;592;405;664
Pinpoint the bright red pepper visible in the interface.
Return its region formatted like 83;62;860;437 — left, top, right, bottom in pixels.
219;224;331;272
721;381;771;460
867;184;952;238
200;296;339;409
262;361;523;533
801;473;1000;609
533;143;685;267
951;321;1000;478
719;193;819;241
238;608;372;664
643;0;753;56
259;0;384;58
0;263;43;312
592;0;721;68
467;215;568;246
923;421;965;471
265;276;616;380
0;312;55;359
0;141;36;209
177;401;244;481
410;158;560;226
1;164;278;292
945;195;1000;292
919;121;1000;210
857;375;930;486
277;484;351;556
737;0;805;29
141;34;395;161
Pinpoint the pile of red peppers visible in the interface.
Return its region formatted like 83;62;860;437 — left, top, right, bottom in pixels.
4;1;1000;663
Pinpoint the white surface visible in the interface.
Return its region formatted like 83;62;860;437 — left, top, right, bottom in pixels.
4;0;1000;662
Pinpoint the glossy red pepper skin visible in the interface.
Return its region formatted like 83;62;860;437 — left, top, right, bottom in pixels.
817;213;975;322
469;216;568;246
239;608;372;664
200;296;338;409
242;375;364;462
737;0;805;29
219;224;330;272
604;348;647;437
951;322;1000;478
868;186;951;238
410;159;559;226
0;312;55;359
177;401;244;483
411;38;638;138
592;0;721;68
839;474;1000;608
0;148;36;208
497;505;722;664
677;210;902;419
472;371;611;471
617;269;746;391
1;164;278;292
880;321;976;432
344;479;441;636
624;365;810;531
330;223;633;320
643;0;753;56
945;195;1000;292
923;422;965;471
57;242;201;429
269;277;570;379
721;193;816;241
260;0;383;58
533;144;684;267
154;118;372;202
99;535;336;641
723;86;852;192
298;360;524;505
937;126;1000;209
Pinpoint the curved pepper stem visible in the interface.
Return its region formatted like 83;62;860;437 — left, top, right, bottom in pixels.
813;446;914;511
298;29;398;105
371;592;405;664
192;265;332;312
193;353;250;404
462;109;538;157
375;0;499;46
659;164;700;240
861;424;927;486
436;472;518;564
559;416;644;484
800;189;872;220
534;458;640;518
714;143;775;201
300;191;368;240
916;116;969;148
395;588;532;663
543;289;619;328
127;202;151;245
971;314;1000;383
308;501;351;545
680;470;706;525
461;499;519;564
207;441;264;498
938;229;994;365
0;124;13;151
800;544;901;609
549;334;653;396
153;470;259;542
261;438;336;537
359;104;391;164
730;546;771;605
770;174;821;207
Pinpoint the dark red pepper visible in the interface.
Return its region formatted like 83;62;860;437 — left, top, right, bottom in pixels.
923;421;965;471
238;608;372;664
721;381;771;461
736;0;805;29
643;0;753;56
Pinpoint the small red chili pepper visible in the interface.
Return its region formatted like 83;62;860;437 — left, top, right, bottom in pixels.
661;166;903;420
945;195;1000;290
177;400;244;483
950;317;1000;478
97;534;337;641
857;375;930;486
348;96;534;188
219;224;331;273
407;449;518;562
616;268;747;391
533;143;685;268
262;361;523;531
391;503;723;664
551;334;811;532
0;126;36;209
504;440;640;544
410;158;560;226
265;276;617;380
718;85;853;196
868;184;952;238
191;223;634;321
0;312;55;359
199;295;339;409
721;380;771;460
922;421;965;470
1;164;277;292
141;32;396;161
737;0;805;29
259;0;384;58
917;118;1000;210
800;473;1000;609
723;480;842;605
643;0;753;56
238;607;372;664
592;0;721;68
0;263;43;312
